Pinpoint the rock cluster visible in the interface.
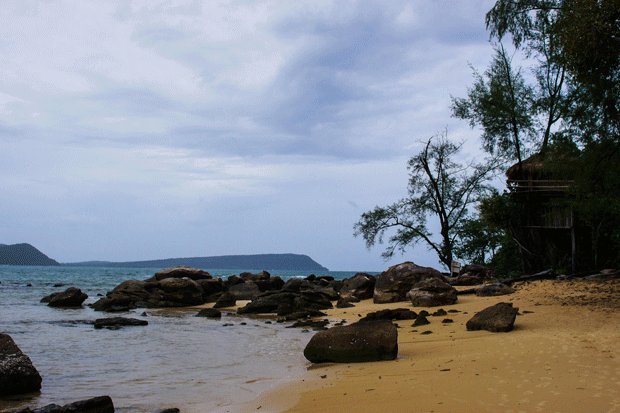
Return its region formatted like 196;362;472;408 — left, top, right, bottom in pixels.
373;262;445;303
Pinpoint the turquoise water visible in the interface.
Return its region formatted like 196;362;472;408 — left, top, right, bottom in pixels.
0;266;358;412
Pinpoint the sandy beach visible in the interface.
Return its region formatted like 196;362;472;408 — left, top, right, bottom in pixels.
244;279;620;413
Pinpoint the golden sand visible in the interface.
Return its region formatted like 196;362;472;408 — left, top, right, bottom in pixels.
244;279;620;413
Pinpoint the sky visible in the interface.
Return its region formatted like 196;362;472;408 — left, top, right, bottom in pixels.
0;0;498;271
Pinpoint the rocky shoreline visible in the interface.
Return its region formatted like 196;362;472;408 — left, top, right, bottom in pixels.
2;262;618;412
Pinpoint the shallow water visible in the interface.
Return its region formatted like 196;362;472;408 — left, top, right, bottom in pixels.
0;266;357;412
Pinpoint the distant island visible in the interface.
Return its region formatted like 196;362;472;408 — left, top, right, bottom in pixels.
0;243;329;272
65;253;329;272
0;243;59;266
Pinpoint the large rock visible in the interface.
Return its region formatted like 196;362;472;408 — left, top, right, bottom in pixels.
41;287;88;308
93;317;148;329
303;320;398;363
228;281;261;300
373;262;445;304
0;333;42;396
339;273;376;301
466;302;519;332
407;278;458;307
213;292;236;308
14;396;114;413
150;267;212;281
475;283;515;297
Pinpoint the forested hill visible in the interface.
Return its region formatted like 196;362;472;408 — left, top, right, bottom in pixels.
0;243;60;266
66;253;329;272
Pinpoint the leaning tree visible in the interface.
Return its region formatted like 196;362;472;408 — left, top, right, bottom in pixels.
354;131;497;269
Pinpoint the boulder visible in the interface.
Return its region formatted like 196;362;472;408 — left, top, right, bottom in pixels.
373;262;445;303
336;298;355;308
339;273;376;301
466;302;519;332
93;317;148;329
150;267;212;281
213;292;237;308
475;283;515;297
412;314;430;326
407;278;458;307
359;308;417;322
228;281;261;300
303;320;398;363
14;396;114;413
196;278;224;299
41;287;88;308
195;308;222;318
0;333;42;396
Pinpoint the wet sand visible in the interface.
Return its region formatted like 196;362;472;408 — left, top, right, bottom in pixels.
246;279;620;413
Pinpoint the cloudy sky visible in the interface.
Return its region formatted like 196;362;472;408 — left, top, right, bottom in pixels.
1;0;497;271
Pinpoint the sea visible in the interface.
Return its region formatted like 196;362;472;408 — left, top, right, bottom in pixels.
0;265;360;413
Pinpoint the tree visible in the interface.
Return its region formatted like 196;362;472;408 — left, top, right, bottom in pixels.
452;45;535;165
354;132;496;269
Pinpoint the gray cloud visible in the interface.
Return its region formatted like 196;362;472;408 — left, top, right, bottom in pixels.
0;0;496;270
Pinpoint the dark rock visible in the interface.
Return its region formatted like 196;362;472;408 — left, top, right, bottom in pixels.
418;310;429;317
0;333;42;396
412;314;430;326
278;310;327;321
195;308;222;318
407;278;458;307
196;278;224;300
150;266;212;281
228;281;261;300
16;396;115;413
373;262;445;304
336;298;355;308
42;287;88;308
52;283;65;288
93;317;148;329
475;283;515;297
442;318;454;323
449;274;484;286
238;290;332;315
466;302;519;332
303;320;398;363
339;273;376;301
359;308;417;322
287;319;329;330
420;330;433;335
432;309;448;317
213;292;237;308
154;409;180;413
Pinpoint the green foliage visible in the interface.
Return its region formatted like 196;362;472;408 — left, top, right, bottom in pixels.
354;131;496;269
452;45;535;164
